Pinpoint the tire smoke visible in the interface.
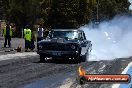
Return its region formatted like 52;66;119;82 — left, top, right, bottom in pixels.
80;16;132;61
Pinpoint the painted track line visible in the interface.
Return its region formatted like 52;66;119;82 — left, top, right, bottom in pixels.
0;52;38;61
112;62;132;88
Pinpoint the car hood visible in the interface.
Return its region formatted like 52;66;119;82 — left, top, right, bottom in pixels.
38;38;80;44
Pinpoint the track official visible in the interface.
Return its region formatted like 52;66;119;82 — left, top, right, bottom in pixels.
3;22;12;48
24;25;31;52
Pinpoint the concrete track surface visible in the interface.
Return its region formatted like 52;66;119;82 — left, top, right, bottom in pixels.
0;52;131;88
0;38;132;88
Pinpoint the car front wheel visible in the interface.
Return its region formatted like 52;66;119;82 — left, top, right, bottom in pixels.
40;54;46;62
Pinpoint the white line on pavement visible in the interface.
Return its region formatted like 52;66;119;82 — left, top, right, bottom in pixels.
112;62;132;88
0;52;38;61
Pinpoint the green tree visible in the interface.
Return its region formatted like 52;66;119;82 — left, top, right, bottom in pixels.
0;0;130;33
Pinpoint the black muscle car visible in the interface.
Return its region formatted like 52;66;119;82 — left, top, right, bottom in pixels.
37;29;92;62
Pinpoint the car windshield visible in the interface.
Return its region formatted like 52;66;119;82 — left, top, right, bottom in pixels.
51;31;79;39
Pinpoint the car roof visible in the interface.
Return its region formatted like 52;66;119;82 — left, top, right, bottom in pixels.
51;29;83;32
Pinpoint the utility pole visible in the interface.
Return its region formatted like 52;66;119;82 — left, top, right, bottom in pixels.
96;0;99;25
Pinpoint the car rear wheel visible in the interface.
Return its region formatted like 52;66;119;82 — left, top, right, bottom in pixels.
81;49;90;62
40;54;46;62
81;53;88;62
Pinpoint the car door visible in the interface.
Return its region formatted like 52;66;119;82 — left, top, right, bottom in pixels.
80;32;89;55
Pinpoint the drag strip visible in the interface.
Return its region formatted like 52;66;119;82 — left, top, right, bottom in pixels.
0;52;131;88
20;57;132;88
0;52;92;88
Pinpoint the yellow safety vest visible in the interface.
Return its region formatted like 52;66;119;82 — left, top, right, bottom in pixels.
3;26;12;37
24;29;31;41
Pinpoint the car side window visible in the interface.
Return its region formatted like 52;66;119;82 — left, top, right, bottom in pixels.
47;31;52;38
79;32;86;40
83;32;86;40
79;32;84;40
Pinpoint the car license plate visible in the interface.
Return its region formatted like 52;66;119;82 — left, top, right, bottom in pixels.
52;52;62;56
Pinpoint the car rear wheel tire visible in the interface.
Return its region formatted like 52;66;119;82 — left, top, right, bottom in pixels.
82;50;89;62
40;55;46;62
81;55;87;62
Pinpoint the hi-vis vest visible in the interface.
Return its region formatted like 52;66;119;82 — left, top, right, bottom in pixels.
3;26;12;37
24;29;31;41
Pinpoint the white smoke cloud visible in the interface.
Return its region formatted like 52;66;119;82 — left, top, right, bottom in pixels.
129;0;132;10
80;16;132;61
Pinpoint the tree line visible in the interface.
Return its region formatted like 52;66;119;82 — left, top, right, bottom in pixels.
0;0;131;30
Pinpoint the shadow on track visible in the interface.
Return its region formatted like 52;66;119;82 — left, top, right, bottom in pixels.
34;59;81;64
